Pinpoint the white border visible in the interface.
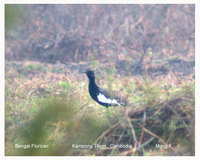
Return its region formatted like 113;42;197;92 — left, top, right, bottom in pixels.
1;0;197;4
195;1;200;159
1;1;199;160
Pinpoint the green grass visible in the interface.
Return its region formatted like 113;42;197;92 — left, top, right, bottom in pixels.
5;61;195;156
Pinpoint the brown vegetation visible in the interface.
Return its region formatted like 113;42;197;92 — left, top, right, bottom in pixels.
5;4;195;156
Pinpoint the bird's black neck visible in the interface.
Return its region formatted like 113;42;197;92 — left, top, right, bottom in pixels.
88;79;99;100
88;78;97;89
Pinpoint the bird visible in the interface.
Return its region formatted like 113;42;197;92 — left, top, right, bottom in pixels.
84;70;126;107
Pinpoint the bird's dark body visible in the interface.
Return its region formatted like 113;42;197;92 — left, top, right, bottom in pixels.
85;70;125;107
88;81;98;103
87;76;109;107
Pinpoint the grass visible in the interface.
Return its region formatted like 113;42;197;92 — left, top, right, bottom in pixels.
5;60;195;156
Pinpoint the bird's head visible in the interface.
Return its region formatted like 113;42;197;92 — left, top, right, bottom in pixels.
85;70;95;80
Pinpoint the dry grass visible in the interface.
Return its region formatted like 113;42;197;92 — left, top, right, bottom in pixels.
5;61;194;156
5;4;194;156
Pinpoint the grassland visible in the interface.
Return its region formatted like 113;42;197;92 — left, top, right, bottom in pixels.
5;60;194;156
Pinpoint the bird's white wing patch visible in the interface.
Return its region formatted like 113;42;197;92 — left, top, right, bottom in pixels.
97;93;121;105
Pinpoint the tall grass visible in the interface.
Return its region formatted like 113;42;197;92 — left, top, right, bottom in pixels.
5;61;194;156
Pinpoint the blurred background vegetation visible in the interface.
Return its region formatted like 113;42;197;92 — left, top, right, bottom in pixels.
5;4;194;156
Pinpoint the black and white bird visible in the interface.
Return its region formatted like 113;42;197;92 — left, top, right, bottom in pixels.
84;70;126;107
